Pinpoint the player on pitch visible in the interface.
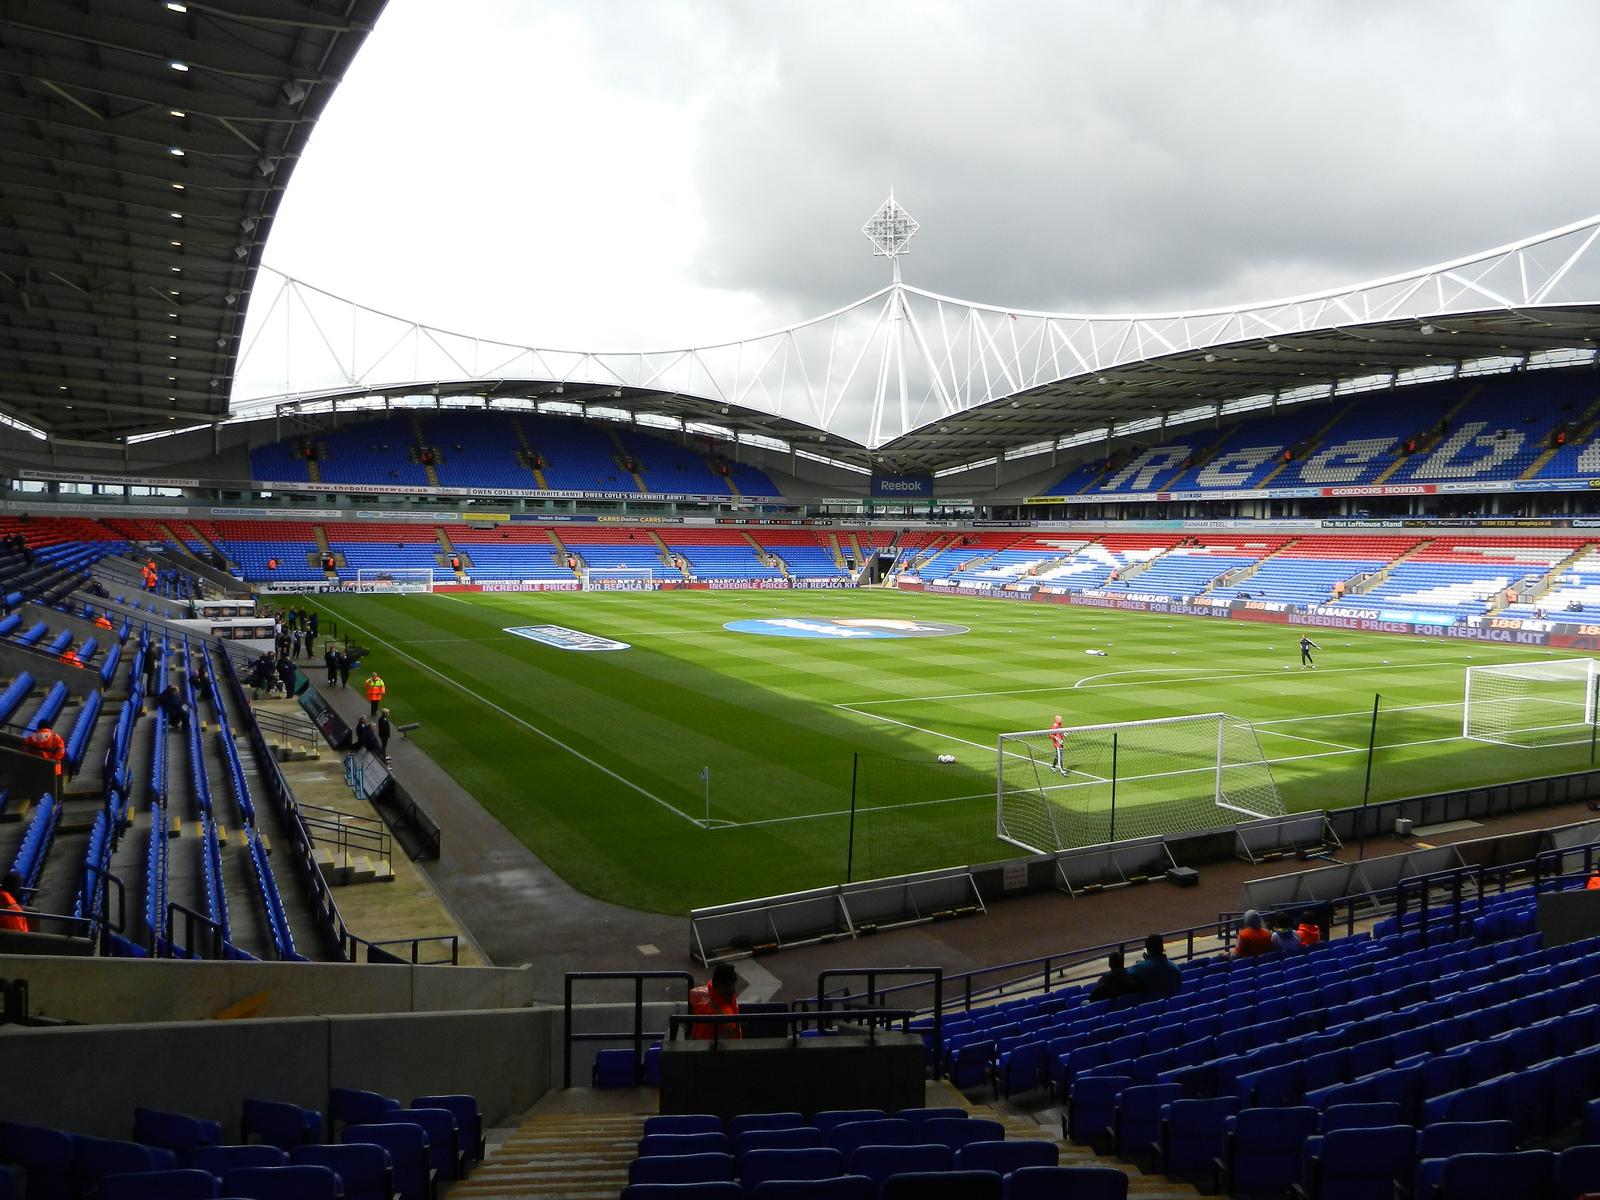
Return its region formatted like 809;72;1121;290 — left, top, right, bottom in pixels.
1050;714;1066;774
1299;635;1320;670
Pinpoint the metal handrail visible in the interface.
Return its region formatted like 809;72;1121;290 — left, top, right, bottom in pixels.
216;647;454;967
164;900;225;960
666;1008;920;1046
815;967;943;1072
563;970;696;1088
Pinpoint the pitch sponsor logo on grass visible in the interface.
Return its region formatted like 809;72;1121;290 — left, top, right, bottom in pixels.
504;625;630;651
724;617;969;640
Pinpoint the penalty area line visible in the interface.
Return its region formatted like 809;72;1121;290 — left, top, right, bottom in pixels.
312;606;707;830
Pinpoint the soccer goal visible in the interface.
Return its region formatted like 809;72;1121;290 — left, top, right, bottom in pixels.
352;568;435;594
1462;658;1600;747
996;712;1286;854
580;567;659;592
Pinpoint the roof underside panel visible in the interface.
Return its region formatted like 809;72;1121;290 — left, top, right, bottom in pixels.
0;0;385;441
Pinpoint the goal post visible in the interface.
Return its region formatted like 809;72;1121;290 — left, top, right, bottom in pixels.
580;567;659;592
352;568;436;593
1462;658;1600;747
996;712;1286;854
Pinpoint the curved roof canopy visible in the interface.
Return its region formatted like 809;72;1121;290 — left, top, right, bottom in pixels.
237;215;1600;473
0;0;383;442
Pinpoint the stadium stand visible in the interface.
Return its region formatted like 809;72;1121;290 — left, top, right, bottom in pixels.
251;411;779;496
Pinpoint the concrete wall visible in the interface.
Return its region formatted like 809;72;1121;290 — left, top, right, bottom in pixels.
0;1006;555;1138
0;955;545;1024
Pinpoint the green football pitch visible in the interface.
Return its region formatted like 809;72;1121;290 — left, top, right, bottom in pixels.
293;589;1597;914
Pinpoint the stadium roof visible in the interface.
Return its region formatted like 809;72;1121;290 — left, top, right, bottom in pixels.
236;215;1600;475
0;0;384;443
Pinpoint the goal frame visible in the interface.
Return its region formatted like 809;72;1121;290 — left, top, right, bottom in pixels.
352;568;435;593
995;710;1283;855
580;566;659;592
1462;657;1600;746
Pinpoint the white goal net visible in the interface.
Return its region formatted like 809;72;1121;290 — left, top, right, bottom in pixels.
996;712;1286;854
580;567;659;592
1462;658;1600;747
352;568;436;593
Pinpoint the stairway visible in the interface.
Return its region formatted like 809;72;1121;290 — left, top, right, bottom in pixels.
547;529;580;576
153;522;193;558
1203;537;1299;595
510;416;550;488
447;1111;641;1200
1254;403;1355;490
645;530;687;578
312;527;342;575
1114;542;1177;583
712;459;742;497
1509;540;1600;611
1521;390;1600;480
447;1083;1201;1200
1346;538;1433;596
409;415;441;488
826;534;847;571
1372;385;1481;486
186;522;234;569
606;429;648;493
436;528;471;572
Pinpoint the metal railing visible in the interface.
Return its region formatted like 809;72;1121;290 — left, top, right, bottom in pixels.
216;648;459;966
298;801;392;864
665;1008;919;1046
563;970;695;1088
251;706;321;757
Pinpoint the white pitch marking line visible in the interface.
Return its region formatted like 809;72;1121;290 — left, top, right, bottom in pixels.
1254;729;1361;751
841;659;1481;708
313;605;706;829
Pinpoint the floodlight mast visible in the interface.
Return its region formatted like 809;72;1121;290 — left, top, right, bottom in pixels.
861;189;920;285
861;191;923;443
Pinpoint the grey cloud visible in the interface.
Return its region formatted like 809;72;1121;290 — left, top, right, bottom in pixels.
682;0;1600;319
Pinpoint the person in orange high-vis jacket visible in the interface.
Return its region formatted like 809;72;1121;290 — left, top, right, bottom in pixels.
24;726;65;776
0;871;29;933
1296;911;1323;946
688;963;741;1040
363;672;386;718
1586;869;1600;891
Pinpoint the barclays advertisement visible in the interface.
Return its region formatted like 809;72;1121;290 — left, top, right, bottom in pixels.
870;472;934;499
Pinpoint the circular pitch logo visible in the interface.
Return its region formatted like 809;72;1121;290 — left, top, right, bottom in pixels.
723;617;970;640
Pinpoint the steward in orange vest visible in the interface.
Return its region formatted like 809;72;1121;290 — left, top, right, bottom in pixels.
363;672;386;717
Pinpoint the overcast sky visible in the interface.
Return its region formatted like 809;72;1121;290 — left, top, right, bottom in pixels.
258;0;1600;353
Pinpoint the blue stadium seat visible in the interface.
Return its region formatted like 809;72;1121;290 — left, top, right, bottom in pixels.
410;1095;483;1165
638;1133;731;1158
99;1169;219;1200
824;1120;914;1157
747;1179;873;1200
341;1124;429;1200
189;1145;288;1181
642;1115;722;1136
240;1100;321;1152
1217;1106;1318;1196
848;1144;953;1187
130;1109;223;1165
955;1140;1058;1175
628;1151;737;1187
729;1114;806;1137
740;1148;846;1190
289;1144;393;1200
736;1128;826;1156
0;1121;73;1200
220;1164;342;1200
1435;1149;1556;1200
879;1169;1002;1200
1004;1165;1129;1200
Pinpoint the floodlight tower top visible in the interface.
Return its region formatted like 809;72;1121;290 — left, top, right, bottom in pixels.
862;190;920;283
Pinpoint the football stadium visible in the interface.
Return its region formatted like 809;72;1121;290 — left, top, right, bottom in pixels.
10;5;1600;1199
